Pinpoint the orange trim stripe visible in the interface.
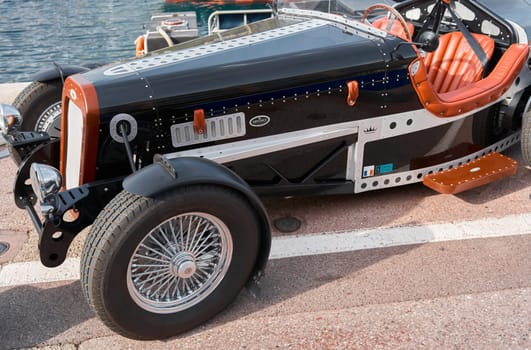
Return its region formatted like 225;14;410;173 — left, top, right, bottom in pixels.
61;75;100;186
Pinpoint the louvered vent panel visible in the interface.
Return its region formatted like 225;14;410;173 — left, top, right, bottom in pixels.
170;112;246;148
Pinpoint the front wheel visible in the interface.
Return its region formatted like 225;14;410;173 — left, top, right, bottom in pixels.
80;185;260;339
12;80;63;138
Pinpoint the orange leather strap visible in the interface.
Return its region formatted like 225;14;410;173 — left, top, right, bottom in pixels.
346;81;359;107
194;109;206;134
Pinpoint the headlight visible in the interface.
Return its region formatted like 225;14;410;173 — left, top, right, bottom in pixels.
30;163;63;213
0;104;22;135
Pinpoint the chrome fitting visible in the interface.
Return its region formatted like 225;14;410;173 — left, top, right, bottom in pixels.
0;104;22;136
29;163;63;214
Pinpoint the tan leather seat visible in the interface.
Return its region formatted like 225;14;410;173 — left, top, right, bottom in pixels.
409;31;530;118
423;32;495;93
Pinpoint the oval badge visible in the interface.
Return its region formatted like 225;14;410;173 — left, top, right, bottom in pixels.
249;115;270;128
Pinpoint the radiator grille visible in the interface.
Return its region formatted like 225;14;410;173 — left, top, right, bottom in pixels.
170;112;246;148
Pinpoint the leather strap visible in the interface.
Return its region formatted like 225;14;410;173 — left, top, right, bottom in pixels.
444;2;489;73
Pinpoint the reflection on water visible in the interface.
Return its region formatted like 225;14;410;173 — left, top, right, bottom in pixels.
0;0;268;83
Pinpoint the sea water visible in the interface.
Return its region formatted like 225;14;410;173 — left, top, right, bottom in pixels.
0;0;267;83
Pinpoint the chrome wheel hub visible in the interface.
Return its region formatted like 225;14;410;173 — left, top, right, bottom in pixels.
127;212;233;314
170;252;197;279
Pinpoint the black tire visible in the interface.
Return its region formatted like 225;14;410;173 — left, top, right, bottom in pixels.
80;185;260;340
522;97;531;166
12;80;63;138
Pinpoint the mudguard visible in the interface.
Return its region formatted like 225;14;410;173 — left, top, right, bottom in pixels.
32;64;102;83
123;155;272;285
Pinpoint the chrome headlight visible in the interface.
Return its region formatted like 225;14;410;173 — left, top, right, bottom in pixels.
30;163;63;213
0;104;22;135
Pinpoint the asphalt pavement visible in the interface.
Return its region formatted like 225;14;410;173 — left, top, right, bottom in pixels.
0;85;530;349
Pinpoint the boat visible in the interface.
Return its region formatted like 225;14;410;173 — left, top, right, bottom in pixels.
136;8;274;56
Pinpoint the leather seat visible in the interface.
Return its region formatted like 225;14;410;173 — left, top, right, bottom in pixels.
423;32;495;94
409;30;530;118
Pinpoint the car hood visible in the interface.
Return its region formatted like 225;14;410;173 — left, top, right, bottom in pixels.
80;16;387;118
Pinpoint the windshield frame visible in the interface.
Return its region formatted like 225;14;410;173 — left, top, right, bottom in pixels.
273;0;397;18
274;0;400;41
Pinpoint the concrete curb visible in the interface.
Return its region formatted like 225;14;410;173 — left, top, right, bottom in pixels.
0;82;29;104
0;82;30;145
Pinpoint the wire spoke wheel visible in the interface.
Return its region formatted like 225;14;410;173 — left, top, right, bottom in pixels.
81;186;262;339
35;100;62;138
13;80;63;139
127;212;233;313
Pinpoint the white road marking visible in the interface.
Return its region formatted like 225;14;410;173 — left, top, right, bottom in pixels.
0;149;9;159
0;213;530;288
0;258;80;287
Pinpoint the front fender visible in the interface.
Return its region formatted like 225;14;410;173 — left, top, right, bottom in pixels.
123;156;272;285
32;64;99;83
13;138;60;209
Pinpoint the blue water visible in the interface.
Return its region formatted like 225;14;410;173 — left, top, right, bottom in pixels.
0;0;267;83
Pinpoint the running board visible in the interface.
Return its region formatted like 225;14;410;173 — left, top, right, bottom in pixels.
423;152;518;194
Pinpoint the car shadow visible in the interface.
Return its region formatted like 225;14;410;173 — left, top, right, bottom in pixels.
1;150;528;346
455;167;531;204
262;184;431;234
0;245;428;348
184;243;427;339
0;281;101;349
455;146;531;205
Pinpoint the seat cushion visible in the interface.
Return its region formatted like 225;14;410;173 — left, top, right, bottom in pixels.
424;32;495;94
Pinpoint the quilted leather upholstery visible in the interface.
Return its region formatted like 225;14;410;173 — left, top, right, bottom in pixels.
372;17;414;40
423;32;495;94
409;42;529;118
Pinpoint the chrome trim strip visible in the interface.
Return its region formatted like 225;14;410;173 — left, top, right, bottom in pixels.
278;8;387;40
164;121;359;164
354;131;521;193
349;53;530;186
506;20;530;46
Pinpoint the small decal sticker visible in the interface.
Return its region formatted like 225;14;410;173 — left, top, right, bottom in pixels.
377;163;394;174
249;115;271;128
363;165;375;178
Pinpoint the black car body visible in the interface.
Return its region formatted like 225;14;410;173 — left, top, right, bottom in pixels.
1;0;530;340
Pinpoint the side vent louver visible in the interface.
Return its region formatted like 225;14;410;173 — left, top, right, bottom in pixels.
170;112;246;148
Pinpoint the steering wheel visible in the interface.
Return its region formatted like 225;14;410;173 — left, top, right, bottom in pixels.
361;3;412;42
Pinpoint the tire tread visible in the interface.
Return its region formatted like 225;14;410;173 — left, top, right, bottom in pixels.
12;80;63;132
80;185;260;340
81;190;152;339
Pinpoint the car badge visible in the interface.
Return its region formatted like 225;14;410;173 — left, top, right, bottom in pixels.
249;115;270;128
70;89;77;101
363;126;377;134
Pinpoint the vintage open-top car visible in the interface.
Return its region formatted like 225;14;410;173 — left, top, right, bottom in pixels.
1;0;530;340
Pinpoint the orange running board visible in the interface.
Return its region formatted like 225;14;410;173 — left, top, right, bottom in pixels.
423;152;518;194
